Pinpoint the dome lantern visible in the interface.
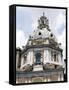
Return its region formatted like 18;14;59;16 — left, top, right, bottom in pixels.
37;12;50;31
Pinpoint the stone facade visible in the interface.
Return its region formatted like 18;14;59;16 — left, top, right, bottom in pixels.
16;13;64;84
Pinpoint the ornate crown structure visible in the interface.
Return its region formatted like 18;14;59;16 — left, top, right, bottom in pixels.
37;12;50;31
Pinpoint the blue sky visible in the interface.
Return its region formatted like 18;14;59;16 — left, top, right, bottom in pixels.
16;6;66;59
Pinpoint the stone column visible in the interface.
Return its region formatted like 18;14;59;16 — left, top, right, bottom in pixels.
27;50;33;65
58;74;61;81
27;52;30;64
49;50;51;62
61;54;64;68
60;74;64;81
34;52;36;64
44;49;49;64
30;51;33;65
44;50;46;64
20;55;24;69
58;52;61;64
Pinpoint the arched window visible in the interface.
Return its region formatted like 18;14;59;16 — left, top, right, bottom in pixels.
35;53;41;64
54;54;56;62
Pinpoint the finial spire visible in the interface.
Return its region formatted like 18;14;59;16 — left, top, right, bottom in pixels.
37;12;50;31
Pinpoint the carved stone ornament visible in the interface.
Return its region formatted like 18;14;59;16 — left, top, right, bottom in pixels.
37;12;50;31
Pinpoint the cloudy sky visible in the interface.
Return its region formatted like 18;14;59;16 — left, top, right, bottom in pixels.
16;6;66;59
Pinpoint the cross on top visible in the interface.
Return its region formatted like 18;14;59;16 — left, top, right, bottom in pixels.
43;12;45;16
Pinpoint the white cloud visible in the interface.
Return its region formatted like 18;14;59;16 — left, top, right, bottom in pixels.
16;29;28;48
55;12;65;30
32;20;38;30
57;29;66;59
50;12;66;59
50;12;65;34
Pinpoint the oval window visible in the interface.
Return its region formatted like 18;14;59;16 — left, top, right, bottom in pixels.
50;33;53;37
39;32;41;35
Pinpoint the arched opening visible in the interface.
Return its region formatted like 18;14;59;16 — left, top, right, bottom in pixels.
35;53;41;64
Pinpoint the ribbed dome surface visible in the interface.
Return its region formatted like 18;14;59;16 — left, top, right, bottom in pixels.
31;28;57;42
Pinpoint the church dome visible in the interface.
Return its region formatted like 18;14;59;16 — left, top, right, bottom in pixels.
31;28;50;39
31;28;57;41
30;12;57;42
27;12;58;46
